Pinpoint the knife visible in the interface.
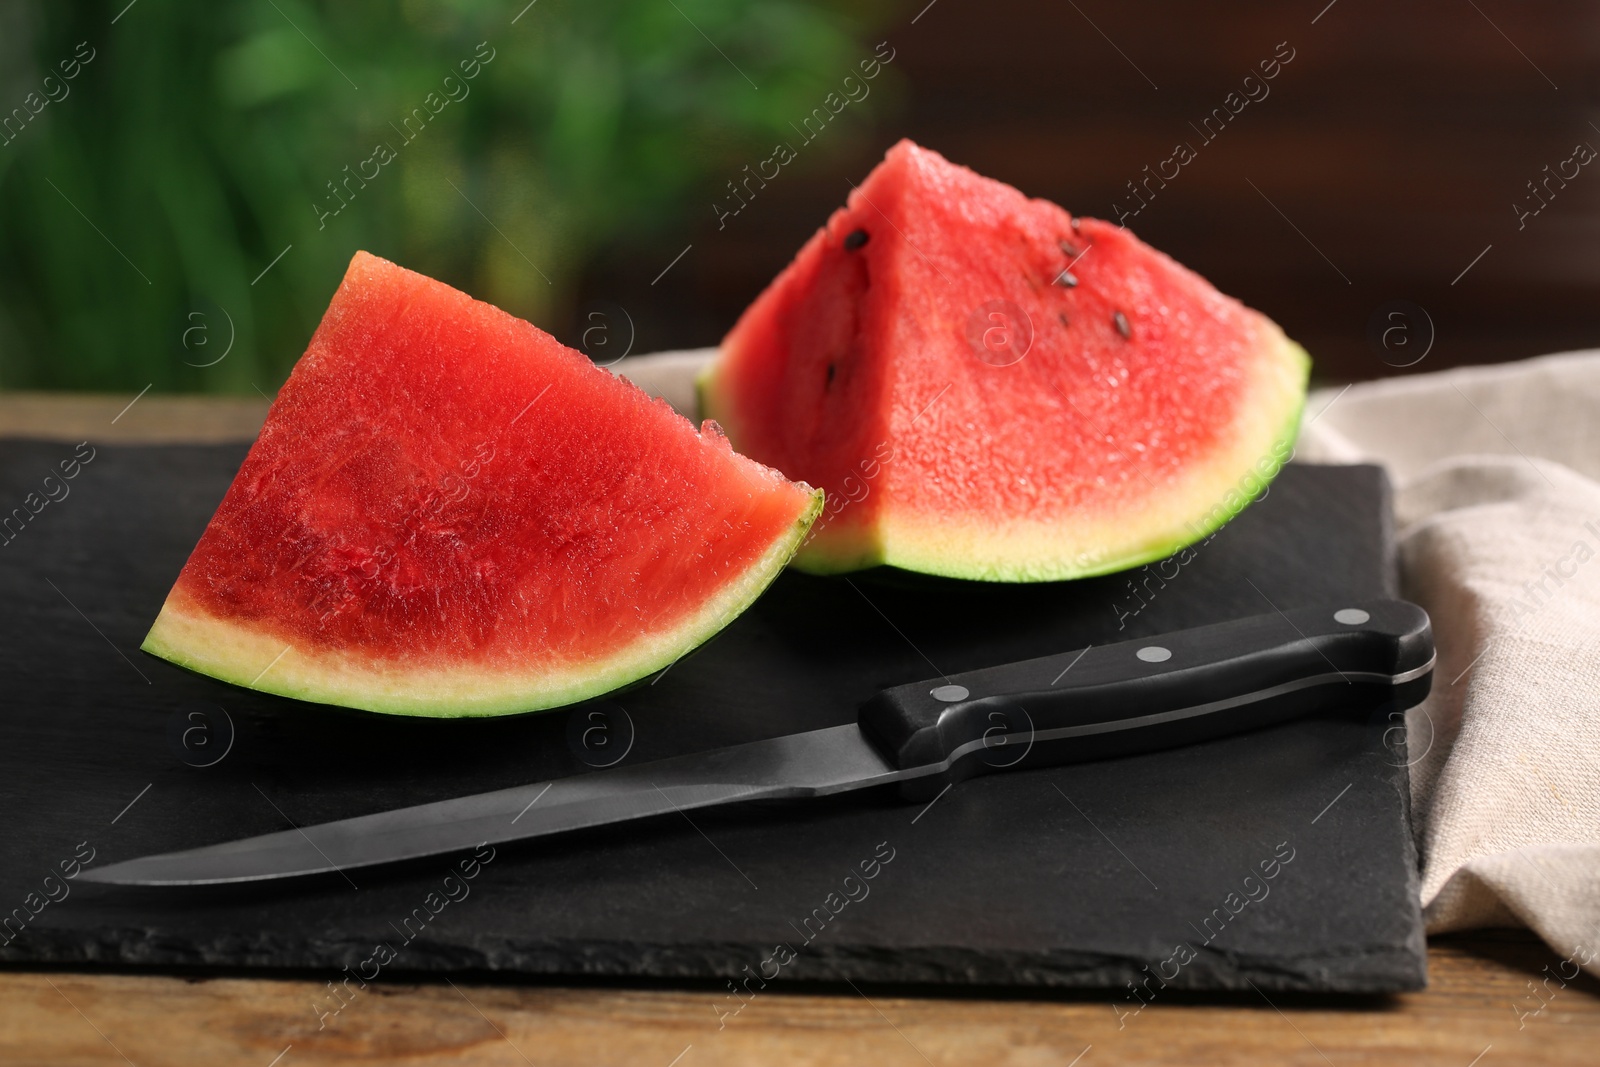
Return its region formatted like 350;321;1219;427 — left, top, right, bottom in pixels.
82;598;1433;885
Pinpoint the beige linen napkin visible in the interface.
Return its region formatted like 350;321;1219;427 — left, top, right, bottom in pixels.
1297;350;1600;976
621;347;1600;976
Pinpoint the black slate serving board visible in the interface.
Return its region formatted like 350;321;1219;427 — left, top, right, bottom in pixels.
0;441;1424;994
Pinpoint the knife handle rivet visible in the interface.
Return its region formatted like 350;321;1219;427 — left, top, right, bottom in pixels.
1334;608;1370;625
1135;646;1172;663
930;684;970;702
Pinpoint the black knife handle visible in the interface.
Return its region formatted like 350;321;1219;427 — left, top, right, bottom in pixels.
857;598;1433;796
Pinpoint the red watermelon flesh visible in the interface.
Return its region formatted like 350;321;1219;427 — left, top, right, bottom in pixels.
143;252;821;717
700;140;1309;581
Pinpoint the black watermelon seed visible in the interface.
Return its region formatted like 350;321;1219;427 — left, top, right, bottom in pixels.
1059;239;1081;257
843;229;869;251
1054;270;1079;288
1058;312;1069;327
826;362;836;386
1113;311;1131;339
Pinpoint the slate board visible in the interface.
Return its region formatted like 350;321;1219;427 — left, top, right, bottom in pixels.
0;441;1425;994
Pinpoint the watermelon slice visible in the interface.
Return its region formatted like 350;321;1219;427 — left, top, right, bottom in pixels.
143;252;821;718
699;140;1309;582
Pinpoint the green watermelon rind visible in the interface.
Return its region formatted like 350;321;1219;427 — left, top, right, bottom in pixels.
701;339;1309;584
141;488;824;719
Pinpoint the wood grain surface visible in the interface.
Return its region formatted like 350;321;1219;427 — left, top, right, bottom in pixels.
4;395;1594;1064
2;934;1597;1066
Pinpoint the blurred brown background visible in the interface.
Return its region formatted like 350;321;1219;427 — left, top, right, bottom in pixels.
586;0;1600;385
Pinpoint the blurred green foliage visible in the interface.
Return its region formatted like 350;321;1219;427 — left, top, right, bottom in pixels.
0;0;894;394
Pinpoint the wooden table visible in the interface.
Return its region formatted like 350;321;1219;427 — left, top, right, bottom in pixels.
3;394;1596;1066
